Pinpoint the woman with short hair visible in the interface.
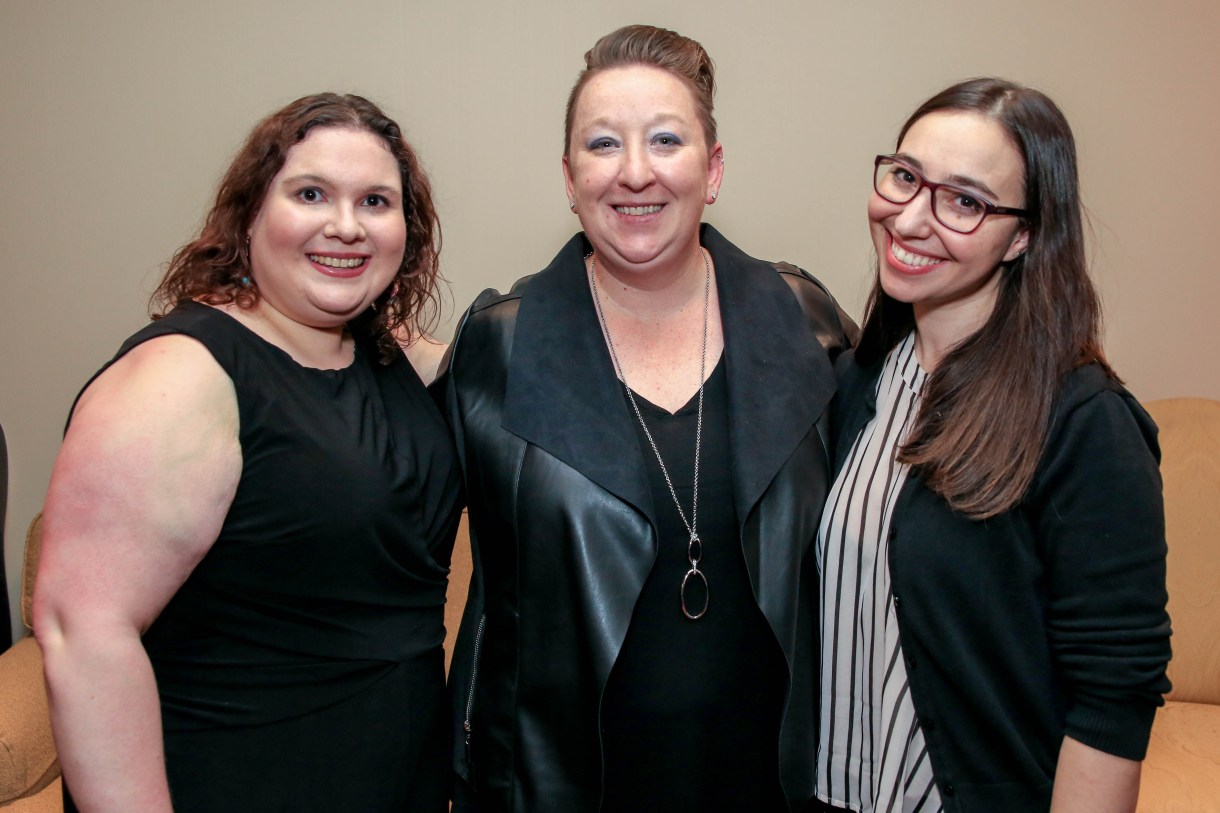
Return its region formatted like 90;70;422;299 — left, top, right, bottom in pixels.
445;24;855;813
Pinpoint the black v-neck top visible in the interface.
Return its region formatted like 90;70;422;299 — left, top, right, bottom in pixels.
600;355;788;812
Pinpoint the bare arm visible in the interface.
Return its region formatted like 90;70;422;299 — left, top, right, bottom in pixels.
1050;735;1141;813
34;335;241;813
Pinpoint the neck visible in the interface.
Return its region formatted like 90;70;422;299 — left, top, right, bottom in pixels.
911;279;1001;371
588;246;710;322
911;304;989;372
222;301;353;370
587;243;724;413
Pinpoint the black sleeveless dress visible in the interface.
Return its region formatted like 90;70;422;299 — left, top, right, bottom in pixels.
64;301;463;813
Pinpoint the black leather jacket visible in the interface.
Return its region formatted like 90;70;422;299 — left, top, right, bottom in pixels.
443;226;856;812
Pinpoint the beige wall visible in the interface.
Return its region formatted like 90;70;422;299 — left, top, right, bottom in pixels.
3;0;1218;640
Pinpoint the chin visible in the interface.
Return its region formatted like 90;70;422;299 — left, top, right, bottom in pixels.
878;268;911;300
311;298;374;322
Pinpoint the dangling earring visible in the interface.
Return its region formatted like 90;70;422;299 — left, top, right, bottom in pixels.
240;236;254;288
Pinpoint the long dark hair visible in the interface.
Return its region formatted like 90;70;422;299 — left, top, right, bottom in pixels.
152;92;442;362
857;77;1111;519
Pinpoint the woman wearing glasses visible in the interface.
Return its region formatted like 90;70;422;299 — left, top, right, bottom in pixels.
813;78;1171;813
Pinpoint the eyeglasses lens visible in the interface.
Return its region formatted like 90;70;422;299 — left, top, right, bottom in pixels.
874;159;984;234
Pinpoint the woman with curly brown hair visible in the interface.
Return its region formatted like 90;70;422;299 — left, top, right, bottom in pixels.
35;93;462;813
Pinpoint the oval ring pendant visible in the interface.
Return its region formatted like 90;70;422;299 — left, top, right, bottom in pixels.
681;567;709;620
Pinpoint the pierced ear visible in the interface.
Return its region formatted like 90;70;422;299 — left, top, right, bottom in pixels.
705;142;725;205
707;142;725;182
1004;226;1031;263
561;154;576;204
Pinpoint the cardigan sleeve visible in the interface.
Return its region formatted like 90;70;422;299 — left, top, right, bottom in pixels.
1028;379;1172;760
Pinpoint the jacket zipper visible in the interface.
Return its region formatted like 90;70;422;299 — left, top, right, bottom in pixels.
463;614;487;759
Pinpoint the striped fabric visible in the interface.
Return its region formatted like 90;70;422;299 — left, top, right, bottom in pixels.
814;332;942;813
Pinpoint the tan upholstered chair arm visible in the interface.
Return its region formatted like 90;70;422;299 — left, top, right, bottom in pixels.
0;637;60;805
1145;398;1220;704
1138;700;1220;812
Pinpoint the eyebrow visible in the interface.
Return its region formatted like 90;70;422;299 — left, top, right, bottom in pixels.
281;174;401;197
894;153;1000;200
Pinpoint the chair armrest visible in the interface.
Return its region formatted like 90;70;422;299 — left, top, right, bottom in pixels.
1137;699;1220;812
0;636;60;805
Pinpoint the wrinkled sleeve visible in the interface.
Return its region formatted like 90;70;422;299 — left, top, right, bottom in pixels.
1031;387;1172;760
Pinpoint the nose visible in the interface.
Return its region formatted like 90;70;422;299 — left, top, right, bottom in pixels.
892;187;936;238
324;203;365;243
618;143;656;191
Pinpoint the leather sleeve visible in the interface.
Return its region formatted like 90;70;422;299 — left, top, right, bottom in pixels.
773;263;859;361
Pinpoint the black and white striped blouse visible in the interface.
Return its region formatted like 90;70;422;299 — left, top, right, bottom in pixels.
814;332;942;813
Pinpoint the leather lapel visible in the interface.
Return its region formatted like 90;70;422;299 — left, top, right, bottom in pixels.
501;226;840;526
501;234;655;519
707;225;837;523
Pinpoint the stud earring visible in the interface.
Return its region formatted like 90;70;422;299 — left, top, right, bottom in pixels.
569;200;577;212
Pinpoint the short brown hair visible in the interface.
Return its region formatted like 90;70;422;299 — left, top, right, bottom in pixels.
152;92;442;361
564;25;717;154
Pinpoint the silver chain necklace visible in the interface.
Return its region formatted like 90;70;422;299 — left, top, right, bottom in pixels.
588;250;712;621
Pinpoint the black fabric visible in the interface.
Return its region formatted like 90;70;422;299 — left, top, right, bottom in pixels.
443;225;858;813
601;357;788;813
65;302;462;812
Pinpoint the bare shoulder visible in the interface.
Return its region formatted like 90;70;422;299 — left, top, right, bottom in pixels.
61;332;241;517
39;333;243;631
72;333;234;421
399;332;450;386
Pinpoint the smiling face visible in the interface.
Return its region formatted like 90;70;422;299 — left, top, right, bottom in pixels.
869;110;1030;335
247;126;406;332
563;65;723;278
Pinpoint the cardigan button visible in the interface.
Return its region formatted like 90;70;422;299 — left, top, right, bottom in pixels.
906;654;917;670
942;783;956;797
921;716;936;732
892;594;902;610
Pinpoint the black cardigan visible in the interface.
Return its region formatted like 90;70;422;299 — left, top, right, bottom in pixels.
830;352;1172;812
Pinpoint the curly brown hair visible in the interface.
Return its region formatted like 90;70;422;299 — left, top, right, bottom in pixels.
152;92;442;361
